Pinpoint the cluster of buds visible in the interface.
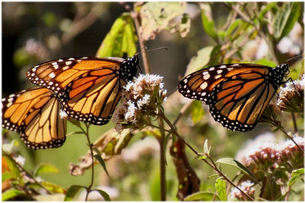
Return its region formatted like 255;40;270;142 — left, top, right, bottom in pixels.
230;181;255;201
277;75;304;113
113;74;167;131
236;133;304;171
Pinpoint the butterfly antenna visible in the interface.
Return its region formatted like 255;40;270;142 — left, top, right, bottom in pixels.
135;46;168;56
285;54;303;67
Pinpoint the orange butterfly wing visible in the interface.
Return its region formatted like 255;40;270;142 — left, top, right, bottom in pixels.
26;56;138;125
178;63;288;131
2;88;66;149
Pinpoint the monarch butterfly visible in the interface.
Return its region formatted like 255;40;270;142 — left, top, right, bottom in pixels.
26;56;139;125
178;63;290;132
2;88;66;149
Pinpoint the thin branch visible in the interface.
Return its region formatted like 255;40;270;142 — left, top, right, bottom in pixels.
2;150;52;195
231;5;279;64
158;110;254;201
131;5;151;74
173;100;193;126
158;117;167;201
291;112;298;133
79;123;95;201
278;125;304;154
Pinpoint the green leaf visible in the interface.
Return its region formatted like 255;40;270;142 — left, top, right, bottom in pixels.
96;13;137;58
64;185;85;201
215;178;227;201
273;2;301;41
2;188;25;201
184;191;216;201
200;4;218;41
185;46;214;75
196;155;207;160
258;2;277;21
2;172;13;182
3;154;21;180
92;189;111;201
208;45;222;66
216;158;257;181
140;2;188;40
191;100;205;124
288;168;304;187
34;163;59;176
94;155;109;176
225;19;243;38
40;181;65;194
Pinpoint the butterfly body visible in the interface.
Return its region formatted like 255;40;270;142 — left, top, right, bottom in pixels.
178;63;289;131
26;56;139;125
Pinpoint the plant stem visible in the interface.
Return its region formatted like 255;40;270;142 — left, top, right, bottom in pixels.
278;125;304;154
131;5;151;74
158;110;254;201
81;123;94;201
158;117;167;201
291;112;298;133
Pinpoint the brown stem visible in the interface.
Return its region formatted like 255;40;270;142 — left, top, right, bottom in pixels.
131;6;151;74
173;100;193;126
232;4;279;64
291;112;298;133
158;110;254;201
278;125;304;154
158;117;167;201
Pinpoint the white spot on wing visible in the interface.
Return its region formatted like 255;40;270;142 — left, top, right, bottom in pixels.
49;72;56;78
200;82;208;90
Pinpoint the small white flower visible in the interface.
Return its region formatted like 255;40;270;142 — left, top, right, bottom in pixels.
230;181;255;199
137;94;150;108
15;155;25;166
59;110;68;119
125;101;137;120
123;81;134;91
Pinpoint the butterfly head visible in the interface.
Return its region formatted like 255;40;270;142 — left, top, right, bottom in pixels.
270;63;289;88
120;55;139;81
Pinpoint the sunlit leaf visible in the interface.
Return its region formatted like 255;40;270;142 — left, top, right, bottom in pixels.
208;45;222;65
184;191;216;201
40;181;65;194
93;189;111;201
185;46;214;75
215;178;227;201
34;163;59;176
96;13;137;58
64;185;85;201
2;188;25;201
140;2;188;40
288;168;304;187
2;154;21;180
200;3;217;41
216;158;257;181
191;100;205;124
273;2;301;41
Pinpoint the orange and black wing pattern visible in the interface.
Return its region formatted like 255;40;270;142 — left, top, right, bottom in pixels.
2;88;66;149
26;56;139;125
178;63;289;131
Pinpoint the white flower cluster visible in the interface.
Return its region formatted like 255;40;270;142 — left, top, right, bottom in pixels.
277;74;304;107
230;181;255;200
113;74;167;131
